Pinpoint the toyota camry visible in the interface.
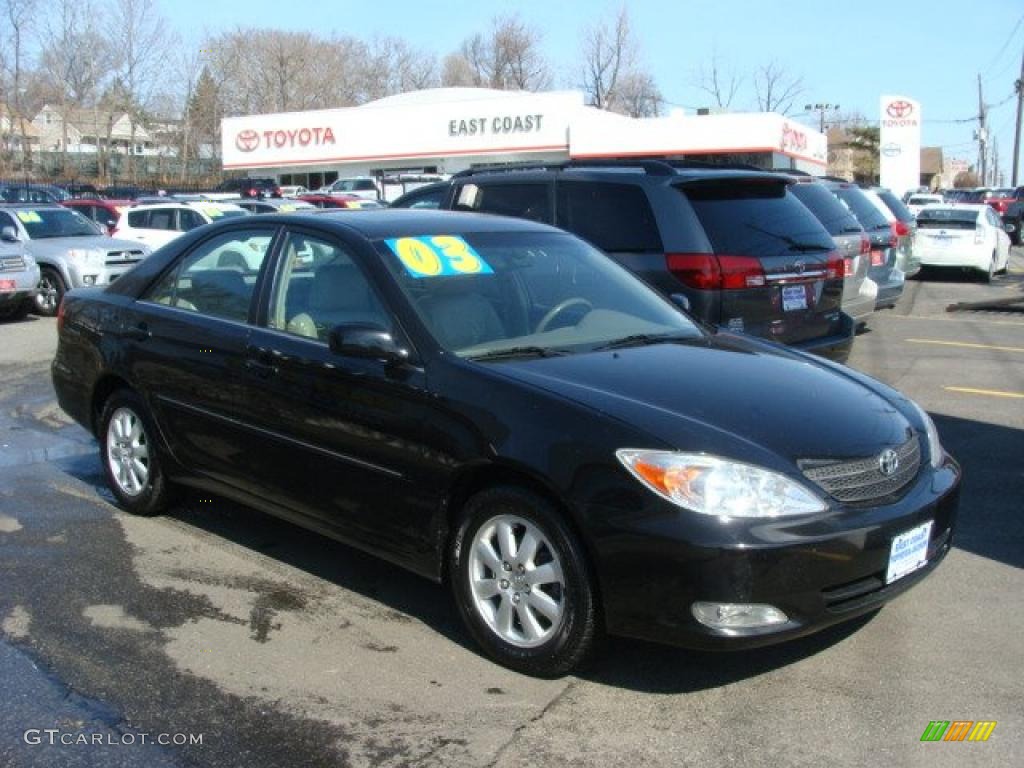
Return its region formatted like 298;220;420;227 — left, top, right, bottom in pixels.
52;210;960;677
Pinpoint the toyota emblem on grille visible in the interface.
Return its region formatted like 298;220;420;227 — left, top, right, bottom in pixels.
878;449;900;476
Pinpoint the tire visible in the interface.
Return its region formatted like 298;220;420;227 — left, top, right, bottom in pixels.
1010;221;1021;246
34;267;65;317
99;389;174;516
450;486;601;677
980;254;996;284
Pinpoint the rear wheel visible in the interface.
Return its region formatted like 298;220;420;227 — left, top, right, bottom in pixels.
99;390;174;516
980;253;996;283
450;486;601;677
34;267;65;316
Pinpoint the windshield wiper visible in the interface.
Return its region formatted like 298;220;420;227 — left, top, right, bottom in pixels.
745;222;830;252
465;346;568;362
593;332;695;351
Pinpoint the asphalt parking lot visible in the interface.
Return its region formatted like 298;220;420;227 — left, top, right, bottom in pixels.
1;251;1022;768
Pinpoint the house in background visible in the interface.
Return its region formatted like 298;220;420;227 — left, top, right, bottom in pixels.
0;104;41;153
32;105;158;157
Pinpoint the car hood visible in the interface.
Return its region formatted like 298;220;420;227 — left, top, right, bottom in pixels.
485;334;913;467
26;236;147;255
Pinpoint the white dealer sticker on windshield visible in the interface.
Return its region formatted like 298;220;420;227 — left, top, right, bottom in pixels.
386;236;494;278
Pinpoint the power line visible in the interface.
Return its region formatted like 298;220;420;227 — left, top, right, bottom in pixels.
982;12;1024;77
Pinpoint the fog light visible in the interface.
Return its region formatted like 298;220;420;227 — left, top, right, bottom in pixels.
692;602;788;629
83;275;97;285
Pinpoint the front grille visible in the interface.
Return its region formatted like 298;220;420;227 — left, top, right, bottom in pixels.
800;435;921;504
0;256;26;272
105;249;144;267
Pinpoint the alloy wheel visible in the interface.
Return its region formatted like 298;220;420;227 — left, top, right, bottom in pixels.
105;407;151;497
468;514;566;648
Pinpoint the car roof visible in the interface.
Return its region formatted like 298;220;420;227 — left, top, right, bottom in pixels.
253;209;565;238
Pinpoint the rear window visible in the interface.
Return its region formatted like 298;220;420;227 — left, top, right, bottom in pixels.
789;183;862;236
683;181;833;257
456;182;552;223
557;181;662;252
830;186;890;230
916;210;978;230
874;189;914;222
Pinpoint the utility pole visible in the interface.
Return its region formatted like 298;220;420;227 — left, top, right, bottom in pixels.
1012;46;1024;186
978;75;988;185
805;103;839;133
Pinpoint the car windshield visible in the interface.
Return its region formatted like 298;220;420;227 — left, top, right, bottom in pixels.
13;208;99;238
375;231;701;358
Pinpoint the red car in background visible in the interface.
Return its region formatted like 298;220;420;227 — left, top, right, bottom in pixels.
61;198;134;235
984;188;1017;215
295;193;386;209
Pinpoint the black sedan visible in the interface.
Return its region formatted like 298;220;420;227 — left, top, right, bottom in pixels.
52;210;960;677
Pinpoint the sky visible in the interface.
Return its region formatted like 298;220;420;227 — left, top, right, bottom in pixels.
158;0;1024;181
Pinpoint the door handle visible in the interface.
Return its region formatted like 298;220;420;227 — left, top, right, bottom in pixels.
245;347;280;378
124;322;150;341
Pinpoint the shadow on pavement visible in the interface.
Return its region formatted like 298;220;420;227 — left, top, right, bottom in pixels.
932;413;1024;571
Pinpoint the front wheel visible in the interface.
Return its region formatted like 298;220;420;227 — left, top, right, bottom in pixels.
99;390;174;516
34;267;65;317
450;486;601;677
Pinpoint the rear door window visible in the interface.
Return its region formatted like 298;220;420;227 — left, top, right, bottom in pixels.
831;186;890;230
556;181;662;252
875;189;914;222
682;180;833;258
455;182;553;223
789;183;862;236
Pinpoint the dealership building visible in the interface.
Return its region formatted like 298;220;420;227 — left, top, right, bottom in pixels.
221;88;828;195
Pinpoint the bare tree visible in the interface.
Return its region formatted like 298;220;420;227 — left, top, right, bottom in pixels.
578;6;661;117
448;15;551;91
693;53;741;110
39;0;112;174
752;61;804;115
615;71;662;118
108;0;168;179
1;0;37;172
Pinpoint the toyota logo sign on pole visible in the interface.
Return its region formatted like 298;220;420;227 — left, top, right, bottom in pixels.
879;94;921;197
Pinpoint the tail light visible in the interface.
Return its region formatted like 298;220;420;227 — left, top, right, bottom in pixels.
825;252;845;279
893;220;910;238
57;298;66;333
666;254;765;290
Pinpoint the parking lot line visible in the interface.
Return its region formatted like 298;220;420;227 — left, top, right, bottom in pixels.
906;338;1024;354
943;386;1024;399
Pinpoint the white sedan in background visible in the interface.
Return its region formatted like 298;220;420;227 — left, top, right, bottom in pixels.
915;204;1011;282
906;194;944;216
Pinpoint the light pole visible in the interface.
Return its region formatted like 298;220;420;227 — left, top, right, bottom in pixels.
805;103;840;133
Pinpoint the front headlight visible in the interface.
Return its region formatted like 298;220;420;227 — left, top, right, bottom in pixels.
616;450;827;518
910;401;944;468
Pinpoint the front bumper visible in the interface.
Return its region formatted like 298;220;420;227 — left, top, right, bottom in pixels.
65;261;136;289
0;265;40;305
592;458;960;650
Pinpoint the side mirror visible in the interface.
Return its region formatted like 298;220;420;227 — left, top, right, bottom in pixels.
669;292;691;312
0;226;19;243
328;323;409;365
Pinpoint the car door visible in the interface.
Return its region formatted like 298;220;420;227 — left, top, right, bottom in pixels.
128;224;279;487
240;227;442;570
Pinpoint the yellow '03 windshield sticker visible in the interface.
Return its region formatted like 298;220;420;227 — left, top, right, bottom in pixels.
16;211;42;223
386;236;494;278
201;206;224;218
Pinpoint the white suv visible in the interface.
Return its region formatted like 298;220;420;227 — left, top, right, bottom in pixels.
113;201;249;249
322;177;380;200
